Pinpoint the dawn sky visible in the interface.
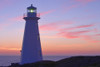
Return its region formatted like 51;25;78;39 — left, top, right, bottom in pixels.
0;0;100;56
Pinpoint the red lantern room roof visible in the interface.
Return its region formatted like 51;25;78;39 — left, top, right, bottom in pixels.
27;4;36;10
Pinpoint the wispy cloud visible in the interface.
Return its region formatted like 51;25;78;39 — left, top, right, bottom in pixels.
0;47;20;55
60;24;95;31
40;9;56;16
0;9;56;31
39;20;99;43
75;0;95;4
95;34;100;36
0;16;23;31
58;29;100;43
9;16;23;21
40;21;74;31
62;4;78;13
61;0;97;13
0;47;20;51
82;35;100;43
58;30;94;39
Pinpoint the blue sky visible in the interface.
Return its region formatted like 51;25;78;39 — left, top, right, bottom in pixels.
0;0;100;56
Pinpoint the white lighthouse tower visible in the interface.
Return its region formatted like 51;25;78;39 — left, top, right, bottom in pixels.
21;4;42;64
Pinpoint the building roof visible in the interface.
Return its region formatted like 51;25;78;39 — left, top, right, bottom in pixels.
27;4;36;10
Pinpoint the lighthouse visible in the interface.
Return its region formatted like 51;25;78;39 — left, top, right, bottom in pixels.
21;4;42;64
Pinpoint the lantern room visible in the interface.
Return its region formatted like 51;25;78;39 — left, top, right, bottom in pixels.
27;4;37;17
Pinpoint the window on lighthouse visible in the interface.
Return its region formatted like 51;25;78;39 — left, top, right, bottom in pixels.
30;9;34;13
28;9;35;13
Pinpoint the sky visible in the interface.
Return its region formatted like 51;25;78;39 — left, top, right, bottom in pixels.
0;0;100;56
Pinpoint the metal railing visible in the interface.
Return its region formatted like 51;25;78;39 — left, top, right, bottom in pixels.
37;13;40;17
23;13;27;17
23;13;40;18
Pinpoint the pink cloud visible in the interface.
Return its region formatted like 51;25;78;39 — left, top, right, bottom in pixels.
69;30;92;34
76;24;94;28
62;4;78;13
9;16;23;21
60;24;95;31
58;32;79;38
39;20;99;43
75;0;95;2
58;30;93;39
0;16;23;31
61;0;96;13
82;35;100;43
39;19;99;43
94;28;99;32
75;0;95;4
57;29;100;43
40;21;74;31
61;0;94;13
39;9;56;16
90;40;100;43
95;34;100;36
